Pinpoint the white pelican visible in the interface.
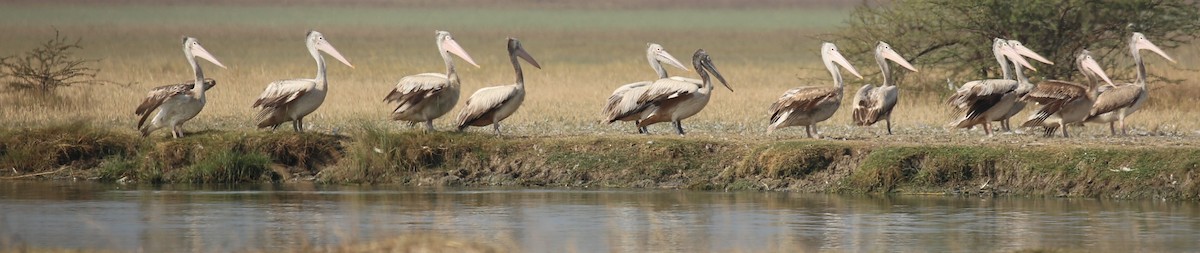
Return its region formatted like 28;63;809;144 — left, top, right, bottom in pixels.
252;30;354;132
134;37;226;138
602;43;689;134
994;40;1054;131
454;38;541;136
767;42;862;138
1085;32;1176;135
946;39;1037;137
634;49;730;135
385;30;480;131
851;41;918;135
1020;49;1115;137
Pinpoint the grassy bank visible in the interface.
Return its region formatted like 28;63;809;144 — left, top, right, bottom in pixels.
2;123;1197;200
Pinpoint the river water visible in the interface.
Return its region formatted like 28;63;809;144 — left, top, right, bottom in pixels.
0;181;1197;252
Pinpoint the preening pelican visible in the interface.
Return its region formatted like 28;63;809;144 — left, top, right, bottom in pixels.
385;30;480;131
1085;32;1176;135
252;30;354;132
602;43;689;133
995;40;1054;131
134;37;226;138
1020;49;1115;137
767;42;862;138
851;41;918;135
455;38;541;136
946;39;1037;137
633;49;730;135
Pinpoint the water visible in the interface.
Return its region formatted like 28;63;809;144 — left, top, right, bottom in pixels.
1;181;1198;252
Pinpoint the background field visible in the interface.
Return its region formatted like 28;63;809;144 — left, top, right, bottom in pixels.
0;1;1196;141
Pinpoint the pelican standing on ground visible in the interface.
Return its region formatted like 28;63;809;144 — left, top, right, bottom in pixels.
385;31;480;131
767;42;862;138
454;38;541;136
1020;49;1115;137
1085;33;1177;135
633;49;730;135
851;41;918;135
134;37;227;138
602;43;689;133
994;40;1055;131
946;39;1037;137
252;30;354;132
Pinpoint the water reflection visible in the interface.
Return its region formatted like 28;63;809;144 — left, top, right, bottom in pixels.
0;181;1197;252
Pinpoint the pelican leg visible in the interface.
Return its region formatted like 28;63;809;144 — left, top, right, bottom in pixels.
425;120;435;132
984;122;993;137
172;125;182;138
673;121;685;136
804;126;812;138
1061;123;1070;138
493;122;502;136
812;124;822;139
885;118;893;135
1108;122;1117;135
293;118;304;132
1001;119;1012;132
1118;117;1128;135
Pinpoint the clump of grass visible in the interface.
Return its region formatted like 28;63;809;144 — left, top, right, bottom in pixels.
0;121;137;174
178;149;271;183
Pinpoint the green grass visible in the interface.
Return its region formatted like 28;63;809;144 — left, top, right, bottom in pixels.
3;123;1199;199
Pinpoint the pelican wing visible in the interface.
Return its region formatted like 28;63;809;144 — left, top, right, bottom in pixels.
768;86;838;123
384;73;451;114
1020;80;1088;127
1089;83;1142;116
135;78;216;128
603;81;651;122
637;78;702;106
667;76;702;85
252;79;315;120
853;84;897;125
456;85;517;127
947;79;1018;110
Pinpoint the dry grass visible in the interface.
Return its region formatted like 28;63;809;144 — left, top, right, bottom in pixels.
0;3;1197;141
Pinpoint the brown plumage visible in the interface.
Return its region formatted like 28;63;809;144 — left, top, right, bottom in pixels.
1020;80;1089;128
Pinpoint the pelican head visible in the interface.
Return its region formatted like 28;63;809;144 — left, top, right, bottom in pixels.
822;42;863;79
876;41;917;72
693;49;731;92
508;38;541;69
1078;49;1115;87
306;30;354;68
182;37;226;68
997;40;1037;72
647;43;688;71
436;30;480;68
1006;40;1054;65
1131;32;1176;63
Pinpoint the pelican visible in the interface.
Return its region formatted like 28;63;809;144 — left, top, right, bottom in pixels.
1085;33;1177;135
252;30;354;132
851;41;918;135
134;37;226;138
385;30;480;131
994;40;1055;131
767;42;862;138
1020;49;1115;137
633;49;730;135
602;43;689;134
454;38;541;136
946;39;1038;137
